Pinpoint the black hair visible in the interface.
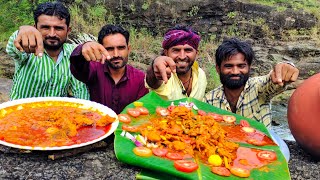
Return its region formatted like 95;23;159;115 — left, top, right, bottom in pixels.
98;24;130;45
215;38;255;67
34;1;70;27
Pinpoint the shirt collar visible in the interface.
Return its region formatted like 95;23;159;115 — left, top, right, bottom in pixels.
43;44;69;64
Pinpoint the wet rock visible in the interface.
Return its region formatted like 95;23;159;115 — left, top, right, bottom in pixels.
0;78;12;103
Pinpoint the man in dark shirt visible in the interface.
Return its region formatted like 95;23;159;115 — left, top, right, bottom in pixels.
70;25;149;114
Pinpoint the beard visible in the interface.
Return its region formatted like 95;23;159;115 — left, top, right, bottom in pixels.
175;58;194;75
220;73;249;89
43;37;65;51
106;56;128;69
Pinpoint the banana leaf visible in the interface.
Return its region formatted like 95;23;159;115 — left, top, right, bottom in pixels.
114;92;290;180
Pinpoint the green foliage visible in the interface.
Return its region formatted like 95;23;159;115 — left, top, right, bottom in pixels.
142;1;151;10
187;6;200;17
0;0;47;47
129;2;136;12
308;70;316;76
227;11;237;19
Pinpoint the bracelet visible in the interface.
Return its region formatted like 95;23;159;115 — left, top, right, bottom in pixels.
282;61;296;67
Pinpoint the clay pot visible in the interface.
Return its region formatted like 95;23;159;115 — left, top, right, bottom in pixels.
288;73;320;158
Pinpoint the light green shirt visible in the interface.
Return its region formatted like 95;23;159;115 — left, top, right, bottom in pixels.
146;61;207;101
6;31;89;100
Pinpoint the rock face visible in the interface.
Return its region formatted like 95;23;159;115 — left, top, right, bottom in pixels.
0;78;12;103
67;0;317;40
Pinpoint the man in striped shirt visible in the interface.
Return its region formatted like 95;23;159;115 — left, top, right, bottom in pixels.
203;38;299;127
5;2;89;100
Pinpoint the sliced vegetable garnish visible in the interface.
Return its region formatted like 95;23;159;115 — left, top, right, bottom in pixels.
207;112;223;122
257;151;277;161
121;131;141;146
118;114;131;123
135;107;149;115
135;134;147;145
156;107;169;116
133;147;152;157
242;126;256;133
122;125;139;132
247;139;268;146
240;120;250;127
146;142;158;148
222;115;236;123
174;160;198;173
211;167;231;177
230;167;250;178
152;148;168;157
197;110;207;116
127;108;141;117
167;105;176;112
166;152;184;160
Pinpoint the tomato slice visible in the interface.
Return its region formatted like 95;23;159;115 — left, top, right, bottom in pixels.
211;167;231;177
167;105;176;112
122;125;139;132
166;152;184;160
240;120;250;127
174;160;198;173
156;107;169;116
133;147;152;157
247;139;268;146
118;114;131;123
127;108;141;117
197;110;207;116
257;151;277;161
135;107;149;115
230;167;250;178
152;148;168;157
222;115;236;123
208;113;223;122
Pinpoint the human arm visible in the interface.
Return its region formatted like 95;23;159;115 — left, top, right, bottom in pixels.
13;25;44;56
6;30;31;63
145;56;176;89
80;41;111;64
70;44;91;83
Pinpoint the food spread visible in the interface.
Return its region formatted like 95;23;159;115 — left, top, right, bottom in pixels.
115;99;288;179
0;101;116;147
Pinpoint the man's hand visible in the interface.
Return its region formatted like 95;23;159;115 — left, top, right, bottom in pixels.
82;42;111;64
152;56;176;84
271;62;299;86
14;26;44;57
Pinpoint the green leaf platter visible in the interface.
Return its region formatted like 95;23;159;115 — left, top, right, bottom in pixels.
114;92;290;180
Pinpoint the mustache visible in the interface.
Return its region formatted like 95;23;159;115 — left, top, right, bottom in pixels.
45;37;60;41
228;74;242;78
110;56;124;61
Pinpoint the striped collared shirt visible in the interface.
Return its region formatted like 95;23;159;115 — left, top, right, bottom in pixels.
203;75;285;127
6;31;89;100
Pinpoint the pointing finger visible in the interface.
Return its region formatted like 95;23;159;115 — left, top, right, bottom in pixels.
14;35;24;52
274;63;283;83
35;32;44;57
